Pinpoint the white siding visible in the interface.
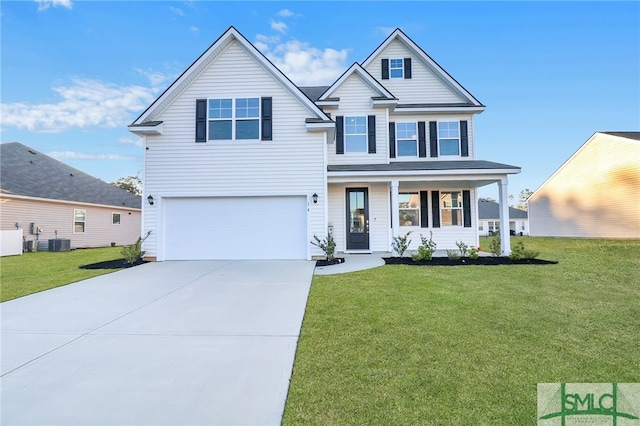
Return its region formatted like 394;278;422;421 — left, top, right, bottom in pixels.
324;75;388;165
142;40;326;258
364;40;465;105
0;197;141;249
529;133;640;238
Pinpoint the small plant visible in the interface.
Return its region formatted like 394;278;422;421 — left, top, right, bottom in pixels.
311;234;336;261
412;232;437;261
455;241;469;258
469;246;480;260
121;231;151;264
446;249;460;260
509;241;540;261
392;231;412;257
489;231;501;256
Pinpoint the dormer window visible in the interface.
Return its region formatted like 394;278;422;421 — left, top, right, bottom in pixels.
390;59;404;78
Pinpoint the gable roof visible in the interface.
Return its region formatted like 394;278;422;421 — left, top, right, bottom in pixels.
317;62;397;104
601;131;640;141
361;28;484;108
129;26;330;129
478;198;528;220
0;142;141;209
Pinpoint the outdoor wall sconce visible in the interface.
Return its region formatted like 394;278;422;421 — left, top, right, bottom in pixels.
147;195;154;205
312;193;318;204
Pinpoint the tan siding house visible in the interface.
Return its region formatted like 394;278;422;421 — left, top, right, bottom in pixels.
0;143;141;250
528;132;640;238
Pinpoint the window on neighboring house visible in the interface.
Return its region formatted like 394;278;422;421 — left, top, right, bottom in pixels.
74;209;86;233
440;191;463;226
208;97;259;140
438;121;460;155
397;122;418;157
112;213;121;225
344;116;367;153
399;192;420;226
479;222;484;231
390;58;404;78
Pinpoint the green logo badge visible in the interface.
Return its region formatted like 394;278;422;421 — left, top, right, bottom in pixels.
538;383;640;425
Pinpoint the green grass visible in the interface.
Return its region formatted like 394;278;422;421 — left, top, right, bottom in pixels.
1;247;124;302
283;238;640;425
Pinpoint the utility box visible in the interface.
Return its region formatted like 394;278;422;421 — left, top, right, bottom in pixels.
23;240;38;252
48;239;71;252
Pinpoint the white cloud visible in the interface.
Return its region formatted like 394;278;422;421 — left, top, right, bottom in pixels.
277;9;295;18
377;26;396;37
135;68;172;87
190;26;199;34
0;78;157;133
47;151;136;161
169;6;184;17
118;136;143;148
270;20;288;34
35;0;72;11
264;40;349;86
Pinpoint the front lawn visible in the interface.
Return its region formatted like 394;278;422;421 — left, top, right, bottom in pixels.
1;247;123;302
283;238;640;424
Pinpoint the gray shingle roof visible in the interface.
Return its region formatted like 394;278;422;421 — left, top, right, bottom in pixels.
299;86;330;101
328;160;520;172
601;132;640;141
478;198;528;220
1;142;141;209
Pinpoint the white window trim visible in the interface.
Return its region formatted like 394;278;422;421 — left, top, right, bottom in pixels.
112;212;121;226
73;209;86;234
390;58;404;79
208;96;261;142
439;190;463;227
344;115;368;154
395;121;419;160
437;120;461;157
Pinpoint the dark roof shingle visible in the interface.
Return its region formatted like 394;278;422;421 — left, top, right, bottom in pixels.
478;198;528;219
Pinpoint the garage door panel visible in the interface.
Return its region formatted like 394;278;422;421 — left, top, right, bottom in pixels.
163;196;307;260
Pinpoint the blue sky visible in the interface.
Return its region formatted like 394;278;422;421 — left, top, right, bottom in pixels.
2;1;639;199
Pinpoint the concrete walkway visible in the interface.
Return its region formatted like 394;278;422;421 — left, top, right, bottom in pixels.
1;260;315;426
314;252;388;275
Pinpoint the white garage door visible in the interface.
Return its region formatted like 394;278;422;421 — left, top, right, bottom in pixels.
163;196;307;260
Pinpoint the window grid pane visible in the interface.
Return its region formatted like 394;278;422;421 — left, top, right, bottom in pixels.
399;192;420;227
209;99;232;119
440;191;463;227
236;120;259;139
345;116;367;152
390;58;403;78
397;122;417;156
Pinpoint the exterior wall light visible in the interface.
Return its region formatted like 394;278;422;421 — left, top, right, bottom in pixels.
312;193;318;204
147;195;154;205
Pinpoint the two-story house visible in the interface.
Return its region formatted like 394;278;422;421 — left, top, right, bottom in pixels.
129;26;520;261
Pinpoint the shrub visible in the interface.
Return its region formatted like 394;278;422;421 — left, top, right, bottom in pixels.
412;232;437;261
392;232;412;257
311;234;336;261
508;241;540;261
469;246;480;260
455;241;469;257
446;249;460;260
121;231;151;264
489;231;501;256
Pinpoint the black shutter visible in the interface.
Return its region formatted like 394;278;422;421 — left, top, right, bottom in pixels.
431;191;440;228
463;190;472;227
195;99;207;143
460;120;468;157
367;115;376;154
389;122;396;158
429;121;438;157
261;97;272;141
418;122;427;157
404;58;412;79
381;59;389;80
336;116;344;154
420;191;429;228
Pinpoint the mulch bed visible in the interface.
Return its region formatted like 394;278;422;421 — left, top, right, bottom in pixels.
79;259;148;269
315;257;346;267
383;257;558;266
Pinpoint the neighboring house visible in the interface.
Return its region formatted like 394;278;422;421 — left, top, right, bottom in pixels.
0;142;141;249
477;198;529;236
528;132;640;239
129;26;520;261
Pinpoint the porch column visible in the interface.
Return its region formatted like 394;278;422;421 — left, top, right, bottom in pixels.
391;180;400;239
498;177;511;255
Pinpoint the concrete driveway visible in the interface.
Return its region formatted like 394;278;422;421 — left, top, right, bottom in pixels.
1;260;315;425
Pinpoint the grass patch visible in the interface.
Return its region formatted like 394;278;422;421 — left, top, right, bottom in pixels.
283;238;640;424
1;247;124;302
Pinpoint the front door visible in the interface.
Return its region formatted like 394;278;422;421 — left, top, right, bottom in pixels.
346;188;369;250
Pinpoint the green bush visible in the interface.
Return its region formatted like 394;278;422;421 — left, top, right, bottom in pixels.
490;231;501;256
412;232;437;261
392;232;412;257
121;231;151;264
455;241;469;257
311;234;337;261
509;241;540;261
446;249;461;260
469;246;480;260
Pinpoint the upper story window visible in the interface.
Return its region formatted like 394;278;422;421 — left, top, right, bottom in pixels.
390;59;404;78
208;97;259;140
438;121;460;156
397;122;418;157
74;209;86;233
440;191;463;226
345;116;367;153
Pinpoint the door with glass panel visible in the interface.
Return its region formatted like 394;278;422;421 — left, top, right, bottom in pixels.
346;188;369;250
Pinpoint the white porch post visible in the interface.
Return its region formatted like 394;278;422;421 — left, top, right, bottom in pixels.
391;180;400;240
498;177;511;255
